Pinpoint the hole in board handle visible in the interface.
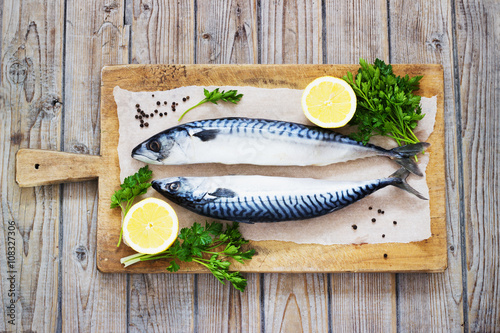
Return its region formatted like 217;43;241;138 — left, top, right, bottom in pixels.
34;163;40;169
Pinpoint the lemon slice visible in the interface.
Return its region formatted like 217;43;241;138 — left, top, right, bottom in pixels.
122;198;179;254
301;76;357;128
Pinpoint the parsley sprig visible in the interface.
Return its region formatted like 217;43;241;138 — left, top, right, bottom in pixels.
343;58;425;145
178;88;243;121
120;221;255;292
111;166;152;247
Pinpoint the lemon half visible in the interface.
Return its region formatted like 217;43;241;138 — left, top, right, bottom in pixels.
301;76;357;128
123;198;179;254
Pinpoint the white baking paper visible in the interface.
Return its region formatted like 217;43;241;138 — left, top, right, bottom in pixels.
114;85;436;245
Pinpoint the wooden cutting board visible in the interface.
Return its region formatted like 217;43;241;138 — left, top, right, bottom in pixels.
16;64;446;273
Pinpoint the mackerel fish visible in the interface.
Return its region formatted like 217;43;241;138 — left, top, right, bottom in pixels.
132;117;430;176
152;168;427;223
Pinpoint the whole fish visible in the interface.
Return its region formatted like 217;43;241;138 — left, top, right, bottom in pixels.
132;117;429;176
152;168;427;223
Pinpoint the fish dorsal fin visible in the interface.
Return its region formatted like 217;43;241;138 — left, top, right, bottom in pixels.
192;129;220;142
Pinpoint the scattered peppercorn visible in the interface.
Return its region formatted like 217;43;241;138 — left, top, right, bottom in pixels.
369;206;373;210
186;96;190;100
154;109;158;113
352;224;357;230
371;218;376;222
382;234;386;238
164;101;167;105
145;122;149;127
140;119;144;124
150;113;154;117
182;97;187;102
381;211;385;214
135;104;140;108
135;115;139;119
137;109;141;113
383;253;388;258
159;113;163;117
393;221;397;225
140;124;144;128
378;209;382;213
152;94;155;97
157;101;161;106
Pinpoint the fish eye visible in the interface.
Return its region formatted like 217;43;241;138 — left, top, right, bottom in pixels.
168;182;180;191
148;140;161;153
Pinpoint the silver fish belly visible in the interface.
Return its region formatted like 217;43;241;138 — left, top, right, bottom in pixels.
152;168;426;223
132;117;429;176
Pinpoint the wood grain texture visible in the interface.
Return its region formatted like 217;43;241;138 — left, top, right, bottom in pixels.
194;4;261;331
262;274;328;332
324;1;396;331
389;0;465;331
196;0;257;64
0;0;63;331
258;2;329;330
61;0;129;331
128;2;196;331
454;0;500;330
131;0;194;64
325;0;389;64
259;0;322;64
331;273;396;331
128;274;195;332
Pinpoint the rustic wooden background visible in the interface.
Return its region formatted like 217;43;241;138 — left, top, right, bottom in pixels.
1;0;498;332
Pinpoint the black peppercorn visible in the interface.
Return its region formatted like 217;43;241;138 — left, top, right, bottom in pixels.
150;113;154;117
352;224;357;230
145;122;149;127
157;101;161;106
371;218;376;222
135;104;140;108
186;96;190;100
383;253;388;258
140;124;144;128
164;101;167;105
135;115;139;119
393;221;397;225
182;97;186;102
382;234;386;238
369;206;373;210
154;109;158;113
378;209;382;213
152;94;154;97
159;113;163;117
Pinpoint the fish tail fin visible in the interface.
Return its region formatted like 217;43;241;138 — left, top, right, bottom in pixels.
388;168;428;200
388;142;430;177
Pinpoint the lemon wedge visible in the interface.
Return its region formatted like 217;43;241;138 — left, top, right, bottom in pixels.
301;76;357;128
122;198;179;254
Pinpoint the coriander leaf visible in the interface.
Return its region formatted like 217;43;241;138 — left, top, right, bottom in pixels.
178;88;243;121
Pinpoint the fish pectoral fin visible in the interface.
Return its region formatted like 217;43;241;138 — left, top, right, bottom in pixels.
208;188;237;198
192;129;220;142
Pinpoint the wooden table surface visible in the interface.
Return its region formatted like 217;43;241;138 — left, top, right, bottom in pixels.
1;1;498;332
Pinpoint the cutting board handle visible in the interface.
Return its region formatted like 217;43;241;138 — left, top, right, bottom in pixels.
16;149;104;187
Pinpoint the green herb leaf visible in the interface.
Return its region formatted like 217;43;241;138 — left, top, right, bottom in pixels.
110;166;153;246
342;58;425;145
178;88;244;121
120;221;255;292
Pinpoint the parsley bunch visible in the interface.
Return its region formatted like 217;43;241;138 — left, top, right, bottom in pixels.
110;166;152;246
343;58;425;145
121;221;255;292
178;88;243;121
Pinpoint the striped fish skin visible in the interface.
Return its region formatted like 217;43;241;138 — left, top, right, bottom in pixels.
151;169;426;223
132;117;429;175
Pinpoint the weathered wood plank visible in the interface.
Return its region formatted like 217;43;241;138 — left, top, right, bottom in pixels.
131;0;194;64
324;1;395;331
389;0;464;331
194;1;261;331
325;0;389;64
0;0;63;331
129;274;195;332
262;274;329;332
61;0;129;331
128;1;196;331
259;0;322;64
196;0;257;64
454;0;500;330
258;1;329;330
